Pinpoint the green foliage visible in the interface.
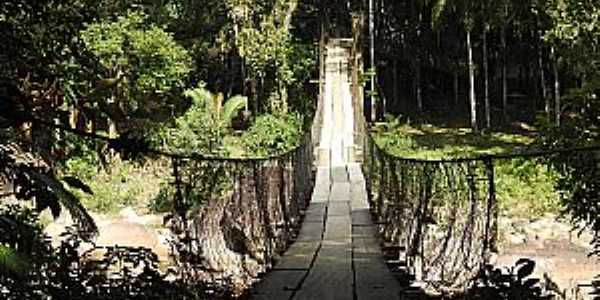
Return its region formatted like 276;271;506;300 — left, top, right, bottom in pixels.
242;114;302;156
0;245;30;277
534;76;600;254
79;11;192;133
230;0;316;114
460;259;551;300
0;205;49;282
81;11;191;93
495;160;561;217
373;121;534;158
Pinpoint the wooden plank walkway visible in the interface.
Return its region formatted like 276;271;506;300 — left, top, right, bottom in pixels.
252;164;402;300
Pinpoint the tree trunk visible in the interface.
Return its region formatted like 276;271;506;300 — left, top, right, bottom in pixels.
108;119;118;139
369;0;376;121
69;106;79;129
501;25;508;123
454;68;459;106
467;29;477;132
393;58;398;112
483;25;490;129
416;12;423;113
538;40;549;118
551;46;560;125
416;62;422;113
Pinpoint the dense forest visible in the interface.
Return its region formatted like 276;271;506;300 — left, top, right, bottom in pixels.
1;0;599;299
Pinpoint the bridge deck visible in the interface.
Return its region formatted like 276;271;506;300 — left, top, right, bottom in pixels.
252;164;402;300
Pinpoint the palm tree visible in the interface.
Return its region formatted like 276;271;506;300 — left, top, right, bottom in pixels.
183;84;249;132
178;83;248;153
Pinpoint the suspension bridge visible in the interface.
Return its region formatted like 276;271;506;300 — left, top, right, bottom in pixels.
250;39;498;299
252;40;404;299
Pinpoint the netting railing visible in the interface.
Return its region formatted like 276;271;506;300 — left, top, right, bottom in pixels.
364;134;499;290
168;135;315;278
365;132;600;292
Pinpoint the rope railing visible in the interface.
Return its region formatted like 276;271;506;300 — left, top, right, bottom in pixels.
364;131;600;291
167;133;314;273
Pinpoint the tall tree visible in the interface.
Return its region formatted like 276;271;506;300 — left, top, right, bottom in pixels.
432;0;479;132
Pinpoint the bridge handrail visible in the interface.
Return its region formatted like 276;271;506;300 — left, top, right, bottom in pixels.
7;115;315;298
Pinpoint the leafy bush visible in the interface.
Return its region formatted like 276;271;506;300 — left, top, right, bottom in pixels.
495;160;561;217
534;81;600;257
460;258;552;300
81;11;191;97
75;11;193;136
242;114;302;156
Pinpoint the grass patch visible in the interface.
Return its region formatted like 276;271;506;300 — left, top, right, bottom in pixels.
373;122;562;218
373;123;535;159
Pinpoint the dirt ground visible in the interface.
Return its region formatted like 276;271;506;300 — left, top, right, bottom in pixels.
496;216;599;299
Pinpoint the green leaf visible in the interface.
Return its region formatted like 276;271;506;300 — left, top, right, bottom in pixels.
221;95;248;128
0;245;30;277
515;258;535;280
29;172;98;239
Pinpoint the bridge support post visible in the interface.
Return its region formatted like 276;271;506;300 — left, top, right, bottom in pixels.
484;158;498;257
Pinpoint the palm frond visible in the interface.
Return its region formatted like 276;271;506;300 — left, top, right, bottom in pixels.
183;84;213;110
29;172;98;240
221;95;248;128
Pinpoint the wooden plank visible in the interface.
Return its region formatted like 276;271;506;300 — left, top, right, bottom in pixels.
330;182;351;201
352;225;380;254
351;209;373;226
311;181;330;203
354;256;402;300
324;215;351;242
347;163;365;184
327;201;350;216
353;226;402;300
274;242;320;270
295;221;324;242
350;185;369;209
294;242;354;300
330;166;348;182
252;270;305;300
316;167;330;180
304;203;327;223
